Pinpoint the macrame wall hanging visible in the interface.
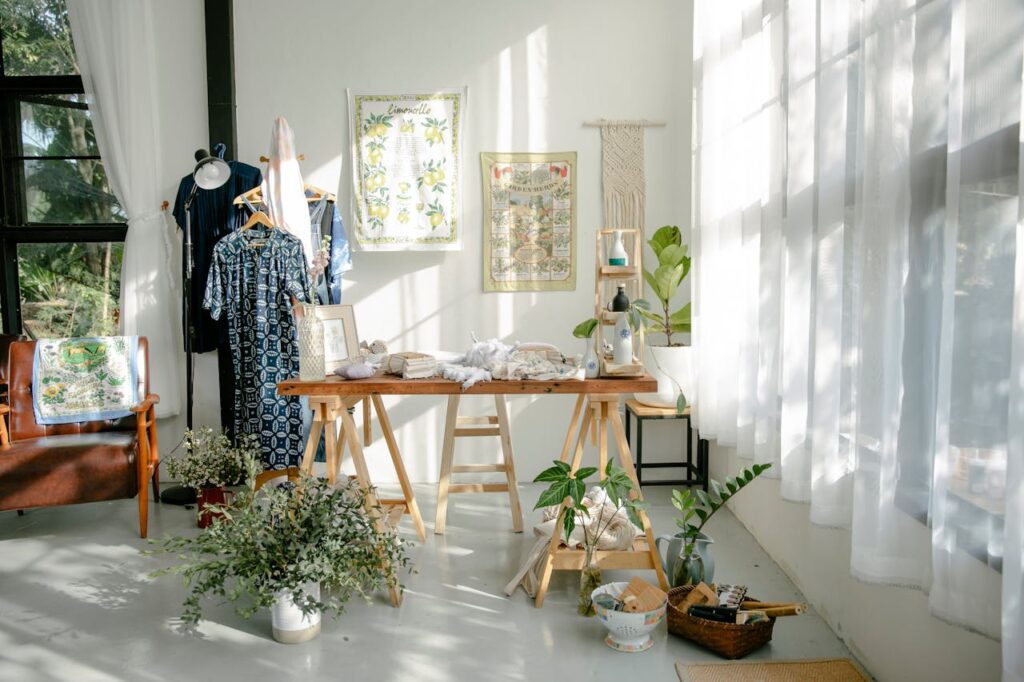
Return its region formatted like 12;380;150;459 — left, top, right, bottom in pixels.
584;119;665;237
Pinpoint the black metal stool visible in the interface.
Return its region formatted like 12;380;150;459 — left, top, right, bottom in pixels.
624;399;708;489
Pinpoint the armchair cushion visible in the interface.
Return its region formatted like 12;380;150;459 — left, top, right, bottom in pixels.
0;433;138;511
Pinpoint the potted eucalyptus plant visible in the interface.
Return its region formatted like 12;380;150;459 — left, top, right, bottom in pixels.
152;456;409;643
165;427;257;528
634;225;693;412
533;460;646;616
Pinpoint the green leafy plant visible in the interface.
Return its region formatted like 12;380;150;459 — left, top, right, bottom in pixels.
671;463;772;556
534;460;647;614
151;459;410;625
534;460;646;546
572;318;599;339
635;225;692;347
164;427;258;490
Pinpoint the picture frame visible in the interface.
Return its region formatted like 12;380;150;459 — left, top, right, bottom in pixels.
313;304;360;372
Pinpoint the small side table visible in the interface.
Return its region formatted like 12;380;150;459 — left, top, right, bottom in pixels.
624;399;709;490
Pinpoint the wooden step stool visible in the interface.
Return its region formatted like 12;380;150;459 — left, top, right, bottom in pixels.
434;394;523;534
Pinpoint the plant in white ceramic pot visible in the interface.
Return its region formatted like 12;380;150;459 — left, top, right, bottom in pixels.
634;225;693;412
152;457;409;643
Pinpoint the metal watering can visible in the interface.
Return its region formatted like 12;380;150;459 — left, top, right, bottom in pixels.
655;531;715;587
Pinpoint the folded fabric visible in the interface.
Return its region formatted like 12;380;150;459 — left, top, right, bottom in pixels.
440;336;579;389
384;352;438;379
33;336;139;425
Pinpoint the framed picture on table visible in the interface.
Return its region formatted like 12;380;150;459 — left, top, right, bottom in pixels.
313;304;360;372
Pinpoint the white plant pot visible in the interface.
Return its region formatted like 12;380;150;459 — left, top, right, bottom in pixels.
635;345;694;409
271;583;322;644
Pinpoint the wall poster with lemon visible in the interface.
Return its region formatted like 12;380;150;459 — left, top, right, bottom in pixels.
481;151;577;292
348;89;465;251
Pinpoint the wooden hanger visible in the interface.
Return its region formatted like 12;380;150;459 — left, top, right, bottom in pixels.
234;186;263;206
259;153;305;163
240;209;274;231
235;183;336;205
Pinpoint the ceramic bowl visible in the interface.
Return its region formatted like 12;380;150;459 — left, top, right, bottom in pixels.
591;581;668;652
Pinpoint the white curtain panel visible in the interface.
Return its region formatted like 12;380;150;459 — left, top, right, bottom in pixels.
67;0;181;418
693;0;1023;677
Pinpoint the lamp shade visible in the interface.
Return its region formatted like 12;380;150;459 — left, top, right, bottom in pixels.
192;149;231;189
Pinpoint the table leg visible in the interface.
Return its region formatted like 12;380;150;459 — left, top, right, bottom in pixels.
324;402;339;485
535;407;594;608
608;408;669;590
598;401;609;479
493;395;523;533
339;407;402;607
434;394;460;535
300;408;325;475
558;395;585;463
372;394;427;542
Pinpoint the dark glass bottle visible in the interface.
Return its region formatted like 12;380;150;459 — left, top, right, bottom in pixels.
611;285;630;312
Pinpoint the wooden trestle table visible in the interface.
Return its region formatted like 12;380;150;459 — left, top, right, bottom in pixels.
277;372;669;607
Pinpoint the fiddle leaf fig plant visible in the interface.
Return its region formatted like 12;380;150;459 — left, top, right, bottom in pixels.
672;463;772;556
635;224;691;347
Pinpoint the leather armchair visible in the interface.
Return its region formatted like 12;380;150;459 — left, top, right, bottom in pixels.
0;338;160;538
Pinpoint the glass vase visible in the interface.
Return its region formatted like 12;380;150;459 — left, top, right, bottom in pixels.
296;304;325;381
672;551;705;587
578;550;602;616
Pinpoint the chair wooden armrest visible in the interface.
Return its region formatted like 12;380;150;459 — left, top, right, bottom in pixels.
130;393;160;414
0;404;8;448
131;393;160;537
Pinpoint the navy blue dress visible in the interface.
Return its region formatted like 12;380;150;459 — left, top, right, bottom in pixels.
203;227;309;469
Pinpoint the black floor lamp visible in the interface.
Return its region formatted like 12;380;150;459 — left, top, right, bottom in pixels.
161;149;231;506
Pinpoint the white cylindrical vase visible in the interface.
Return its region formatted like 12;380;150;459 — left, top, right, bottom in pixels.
271;582;322;644
635;345;694;409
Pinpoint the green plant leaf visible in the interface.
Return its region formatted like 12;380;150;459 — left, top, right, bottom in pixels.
574;466;598;481
676;393;687;413
534;481;570;510
695;489;712;509
572;318;599;339
744;469;754;482
633;298;652;310
534;465;568;483
648;225;681;257
658;244;689;268
726;480;737;494
650;263;685;302
694;508;708;522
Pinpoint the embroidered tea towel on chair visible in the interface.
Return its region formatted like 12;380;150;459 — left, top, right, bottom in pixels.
32;336;139;425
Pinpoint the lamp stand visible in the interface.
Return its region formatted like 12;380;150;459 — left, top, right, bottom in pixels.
161;183;199;506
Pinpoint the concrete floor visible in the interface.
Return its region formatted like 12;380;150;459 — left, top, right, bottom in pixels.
0;483;853;682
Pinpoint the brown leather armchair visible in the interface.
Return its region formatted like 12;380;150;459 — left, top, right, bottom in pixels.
0;338;160;538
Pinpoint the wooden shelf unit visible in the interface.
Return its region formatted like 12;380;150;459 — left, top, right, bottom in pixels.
594;228;645;376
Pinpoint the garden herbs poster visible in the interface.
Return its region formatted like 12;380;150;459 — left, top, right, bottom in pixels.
481;151;577;292
348;89;465;250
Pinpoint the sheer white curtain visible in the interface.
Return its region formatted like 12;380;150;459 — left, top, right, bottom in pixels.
67;0;181;418
693;1;1023;677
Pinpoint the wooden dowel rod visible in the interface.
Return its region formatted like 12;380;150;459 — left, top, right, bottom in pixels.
582;119;666;127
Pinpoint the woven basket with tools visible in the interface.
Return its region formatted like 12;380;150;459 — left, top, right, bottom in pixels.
667;585;776;659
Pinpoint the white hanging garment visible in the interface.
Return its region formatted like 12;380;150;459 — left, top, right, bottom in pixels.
262;116;313;265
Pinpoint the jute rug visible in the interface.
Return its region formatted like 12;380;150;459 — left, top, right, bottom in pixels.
676;658;869;682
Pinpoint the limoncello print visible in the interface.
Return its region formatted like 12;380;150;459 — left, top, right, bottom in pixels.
349;89;465;251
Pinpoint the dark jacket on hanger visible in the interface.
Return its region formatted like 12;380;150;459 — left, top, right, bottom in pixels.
173;160;262;354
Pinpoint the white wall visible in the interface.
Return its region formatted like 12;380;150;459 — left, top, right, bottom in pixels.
221;0;693;483
708;442;1002;682
150;0;211;458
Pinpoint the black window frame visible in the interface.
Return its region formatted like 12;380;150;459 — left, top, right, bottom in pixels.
0;31;127;336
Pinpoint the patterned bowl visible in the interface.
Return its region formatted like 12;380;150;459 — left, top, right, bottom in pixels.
591;581;668;652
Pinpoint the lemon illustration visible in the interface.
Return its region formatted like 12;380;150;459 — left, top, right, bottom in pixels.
398;181;411;192
398;209;410;223
430;213;443;227
416;202;425;211
368;149;382;165
436;169;446;182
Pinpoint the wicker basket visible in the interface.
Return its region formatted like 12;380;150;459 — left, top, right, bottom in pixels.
666;586;776;659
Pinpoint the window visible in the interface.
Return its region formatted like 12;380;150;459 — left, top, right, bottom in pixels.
0;0;126;338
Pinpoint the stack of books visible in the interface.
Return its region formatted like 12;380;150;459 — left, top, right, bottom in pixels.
384;352;438;379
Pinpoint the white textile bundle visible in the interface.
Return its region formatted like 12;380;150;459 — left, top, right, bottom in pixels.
536;486;638;551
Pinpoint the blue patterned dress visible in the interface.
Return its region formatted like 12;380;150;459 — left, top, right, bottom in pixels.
203;227;309;469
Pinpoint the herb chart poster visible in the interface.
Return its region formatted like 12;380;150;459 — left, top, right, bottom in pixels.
481;151;577;292
348;89;465;251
